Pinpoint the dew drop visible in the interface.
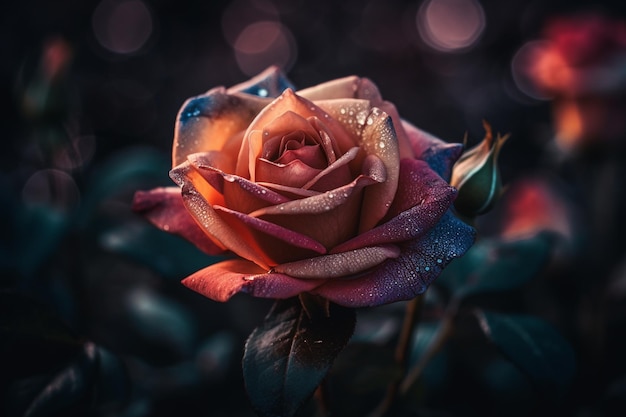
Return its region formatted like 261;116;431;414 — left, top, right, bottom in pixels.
356;111;367;126
340;108;346;115
258;88;269;97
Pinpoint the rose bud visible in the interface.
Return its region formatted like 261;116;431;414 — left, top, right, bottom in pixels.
133;67;475;308
451;121;509;219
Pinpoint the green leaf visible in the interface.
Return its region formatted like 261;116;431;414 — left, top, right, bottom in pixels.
243;297;356;417
15;206;68;278
125;289;197;360
409;321;449;389
78;147;170;226
435;232;554;299
99;221;221;280
475;310;575;398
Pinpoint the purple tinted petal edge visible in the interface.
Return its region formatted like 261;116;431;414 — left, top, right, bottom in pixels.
312;211;476;307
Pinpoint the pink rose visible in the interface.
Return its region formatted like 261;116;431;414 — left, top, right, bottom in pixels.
133;67;474;307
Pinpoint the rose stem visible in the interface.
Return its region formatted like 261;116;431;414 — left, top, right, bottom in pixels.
399;297;459;395
368;293;425;417
314;378;331;417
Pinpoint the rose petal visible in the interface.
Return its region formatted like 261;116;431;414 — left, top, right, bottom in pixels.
182;259;323;302
250;162;383;218
357;109;400;231
301;78;414;158
173;88;269;167
185;153;289;214
170;164;272;269
250;163;383;249
256;158;323;189
132;187;225;255
236;89;357;179
302;146;360;191
311;99;400;231
331;159;457;253
402;120;463;182
227;66;295;98
312;212;476;307
213;205;327;264
297;76;382;102
250;112;328;180
256;182;320;199
275;144;326;168
274;245;400;279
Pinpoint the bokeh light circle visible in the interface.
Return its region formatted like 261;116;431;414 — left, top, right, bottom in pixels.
22;169;80;211
511;41;554;100
234;21;297;76
417;0;486;52
92;0;154;54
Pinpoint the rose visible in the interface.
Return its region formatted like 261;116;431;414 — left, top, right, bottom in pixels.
133;67;474;307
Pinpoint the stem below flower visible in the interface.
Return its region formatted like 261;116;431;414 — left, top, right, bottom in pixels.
314;379;331;417
399;297;459;395
368;294;425;417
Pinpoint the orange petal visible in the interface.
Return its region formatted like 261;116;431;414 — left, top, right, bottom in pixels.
182;259;323;302
187;152;289;214
213;205;327;265
170;162;271;269
173;88;269;167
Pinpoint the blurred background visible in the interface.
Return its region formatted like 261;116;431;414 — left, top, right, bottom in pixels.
3;0;626;416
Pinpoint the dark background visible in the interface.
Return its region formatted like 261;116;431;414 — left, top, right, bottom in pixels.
3;0;626;416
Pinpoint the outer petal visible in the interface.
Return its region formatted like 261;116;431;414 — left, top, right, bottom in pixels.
227;66;295;98
312;212;476;307
169;162;272;269
313;99;401;231
331;159;456;253
301;78;414;158
273;245;400;279
402;120;463;182
297;76;382;102
182;259;323;302
173;88;269;167
132;187;225;255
